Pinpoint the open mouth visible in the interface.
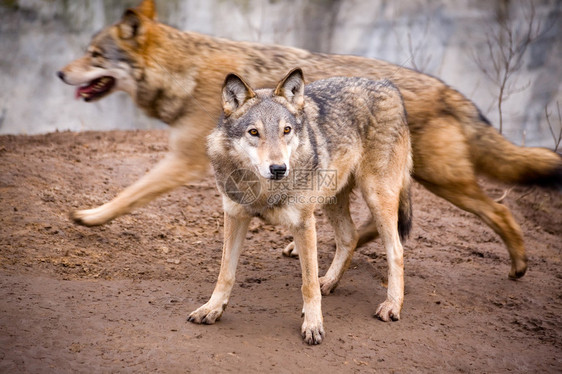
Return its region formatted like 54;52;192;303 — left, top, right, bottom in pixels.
75;76;115;102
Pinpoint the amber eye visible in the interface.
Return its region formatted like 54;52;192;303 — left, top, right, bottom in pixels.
284;126;292;135
248;129;259;137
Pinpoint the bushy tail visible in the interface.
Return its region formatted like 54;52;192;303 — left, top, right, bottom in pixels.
398;160;413;241
469;122;562;189
440;86;562;189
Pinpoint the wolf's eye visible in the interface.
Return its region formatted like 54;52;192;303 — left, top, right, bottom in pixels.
284;126;292;135
91;51;102;58
248;129;259;137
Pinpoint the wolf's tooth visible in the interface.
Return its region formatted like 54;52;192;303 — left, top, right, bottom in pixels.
80;92;88;98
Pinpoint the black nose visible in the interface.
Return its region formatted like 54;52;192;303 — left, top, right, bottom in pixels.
269;164;287;179
57;71;65;81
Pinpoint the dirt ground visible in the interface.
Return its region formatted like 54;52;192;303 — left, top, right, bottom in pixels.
0;129;560;373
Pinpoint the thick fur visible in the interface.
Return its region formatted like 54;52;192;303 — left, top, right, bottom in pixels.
188;69;412;344
58;0;562;279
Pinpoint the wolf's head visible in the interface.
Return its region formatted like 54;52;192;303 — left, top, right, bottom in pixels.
57;0;156;102
215;68;305;181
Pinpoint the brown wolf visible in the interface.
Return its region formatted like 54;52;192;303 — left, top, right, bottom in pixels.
58;0;561;279
188;68;412;344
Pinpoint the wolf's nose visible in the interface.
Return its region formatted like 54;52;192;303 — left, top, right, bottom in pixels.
270;164;287;180
57;71;66;81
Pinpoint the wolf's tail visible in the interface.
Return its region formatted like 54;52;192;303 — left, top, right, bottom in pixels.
398;156;413;241
443;89;562;189
466;117;562;189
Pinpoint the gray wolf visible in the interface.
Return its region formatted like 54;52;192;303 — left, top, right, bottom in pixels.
57;0;562;279
187;68;412;344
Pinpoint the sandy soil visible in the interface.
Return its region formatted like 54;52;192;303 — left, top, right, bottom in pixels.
0;129;560;373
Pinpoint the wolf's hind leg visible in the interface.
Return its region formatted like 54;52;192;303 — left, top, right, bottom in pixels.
357;217;380;247
412;116;527;278
319;187;358;295
359;174;405;322
282;215;377;259
282;241;298;257
419;178;527;279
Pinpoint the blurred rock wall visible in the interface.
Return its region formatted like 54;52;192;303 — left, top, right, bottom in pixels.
0;0;560;148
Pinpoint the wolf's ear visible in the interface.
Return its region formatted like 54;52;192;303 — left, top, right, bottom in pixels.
118;0;156;40
274;68;305;110
222;74;256;117
118;10;143;40
136;0;157;20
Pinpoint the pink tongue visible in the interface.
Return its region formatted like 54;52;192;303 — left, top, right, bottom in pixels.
75;84;94;99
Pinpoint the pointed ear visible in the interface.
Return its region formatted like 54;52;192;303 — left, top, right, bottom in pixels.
118;9;143;40
118;0;156;40
136;0;157;20
274;68;305;110
222;74;256;117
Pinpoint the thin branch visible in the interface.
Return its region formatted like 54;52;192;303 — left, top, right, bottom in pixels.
470;1;545;135
495;186;514;203
545;101;562;152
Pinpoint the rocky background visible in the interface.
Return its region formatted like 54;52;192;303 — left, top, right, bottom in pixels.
1;0;561;148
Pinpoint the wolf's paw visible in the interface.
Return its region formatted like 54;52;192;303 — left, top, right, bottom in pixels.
319;276;338;296
375;300;401;322
301;320;325;345
508;256;528;280
187;303;225;325
70;208;109;227
282;242;299;258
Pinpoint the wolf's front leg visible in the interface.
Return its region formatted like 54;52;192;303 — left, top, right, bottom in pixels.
293;214;325;345
188;212;250;324
72;153;206;226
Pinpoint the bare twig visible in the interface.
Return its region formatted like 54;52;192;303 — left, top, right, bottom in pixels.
494;186;514;203
471;1;547;134
406;20;433;73
545;101;562;152
390;1;436;74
